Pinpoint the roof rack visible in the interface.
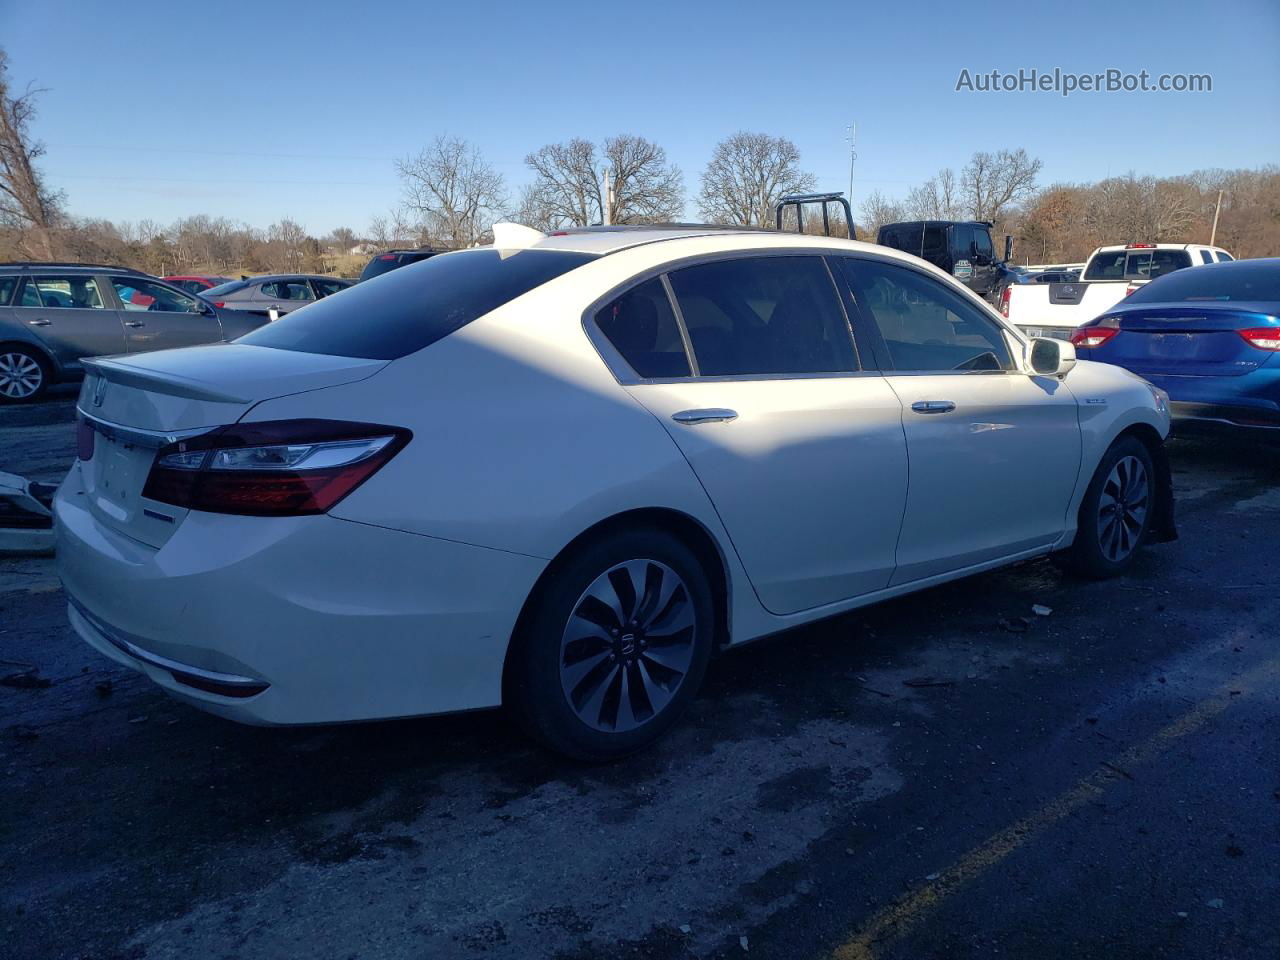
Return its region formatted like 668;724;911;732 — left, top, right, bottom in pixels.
774;192;857;239
0;261;150;275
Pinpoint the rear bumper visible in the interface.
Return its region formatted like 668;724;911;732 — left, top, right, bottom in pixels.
55;465;546;724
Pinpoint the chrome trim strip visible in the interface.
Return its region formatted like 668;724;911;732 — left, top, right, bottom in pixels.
69;596;267;690
76;409;213;450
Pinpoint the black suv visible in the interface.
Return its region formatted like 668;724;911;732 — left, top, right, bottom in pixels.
875;220;1016;304
358;248;445;282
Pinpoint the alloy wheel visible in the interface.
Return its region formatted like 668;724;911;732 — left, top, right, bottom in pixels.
0;352;43;400
1097;455;1149;563
559;559;698;733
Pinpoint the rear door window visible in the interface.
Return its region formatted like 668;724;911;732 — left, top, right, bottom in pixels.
238;249;597;359
111;277;203;313
22;276;107;309
0;276;15;306
666;256;858;377
921;226;945;257
841;258;1013;372
261;280;314;301
595;277;691;379
1199;250;1214;264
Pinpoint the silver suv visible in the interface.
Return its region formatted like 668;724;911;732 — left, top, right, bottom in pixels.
0;263;267;403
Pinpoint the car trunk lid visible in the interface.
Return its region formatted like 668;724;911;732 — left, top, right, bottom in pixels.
77;344;387;547
1106;304;1278;378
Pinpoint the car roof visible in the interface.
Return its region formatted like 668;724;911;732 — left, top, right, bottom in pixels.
0;262;147;275
237;274;350;282
514;224;835;256
1093;243;1224;252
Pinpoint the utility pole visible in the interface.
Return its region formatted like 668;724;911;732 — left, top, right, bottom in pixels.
846;123;857;208
1209;189;1223;246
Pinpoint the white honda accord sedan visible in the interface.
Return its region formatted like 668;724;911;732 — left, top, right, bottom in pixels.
56;225;1176;759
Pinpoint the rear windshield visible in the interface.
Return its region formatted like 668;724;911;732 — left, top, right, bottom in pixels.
204;279;252;296
1084;249;1192;281
238;248;597;360
1126;261;1280;303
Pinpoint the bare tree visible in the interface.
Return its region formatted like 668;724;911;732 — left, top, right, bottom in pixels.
860;190;907;234
961;148;1042;222
521;135;683;228
326;226;358;252
263;218;307;271
0;49;62;257
522;138;599;228
602;135;683;224
396;136;507;248
905;168;964;220
697;132;816;226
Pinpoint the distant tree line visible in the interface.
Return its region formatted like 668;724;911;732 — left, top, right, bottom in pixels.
2;48;1276;276
860;150;1280;263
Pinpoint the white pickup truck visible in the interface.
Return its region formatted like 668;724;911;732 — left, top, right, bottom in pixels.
1002;242;1235;340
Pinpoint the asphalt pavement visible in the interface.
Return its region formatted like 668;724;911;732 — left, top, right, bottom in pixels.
2;393;1277;960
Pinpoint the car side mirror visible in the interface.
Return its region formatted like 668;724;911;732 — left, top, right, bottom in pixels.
1027;337;1077;376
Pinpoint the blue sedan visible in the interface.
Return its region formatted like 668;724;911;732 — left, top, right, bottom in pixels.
1071;258;1280;431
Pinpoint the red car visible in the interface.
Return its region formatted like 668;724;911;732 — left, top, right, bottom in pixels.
163;275;234;296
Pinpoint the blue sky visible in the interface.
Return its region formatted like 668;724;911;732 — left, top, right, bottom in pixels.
3;0;1278;235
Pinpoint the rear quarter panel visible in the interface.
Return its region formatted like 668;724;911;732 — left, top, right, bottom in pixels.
240;257;773;644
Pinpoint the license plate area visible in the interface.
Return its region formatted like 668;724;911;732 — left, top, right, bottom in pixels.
89;434;156;521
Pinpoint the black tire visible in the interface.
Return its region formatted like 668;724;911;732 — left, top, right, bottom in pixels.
1059;436;1155;578
0;346;51;404
507;529;715;761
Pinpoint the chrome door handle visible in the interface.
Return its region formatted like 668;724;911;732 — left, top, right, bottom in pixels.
672;408;738;425
123;321;145;328
911;400;956;414
28;319;51;326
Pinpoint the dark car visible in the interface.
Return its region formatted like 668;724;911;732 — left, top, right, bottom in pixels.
163;275;234;295
0;263;267;403
875;220;1016;304
359;248;444;282
1071;258;1280;431
1024;269;1081;284
201;274;354;318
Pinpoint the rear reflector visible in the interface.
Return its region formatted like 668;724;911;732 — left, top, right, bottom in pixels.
1239;328;1280;351
1070;326;1120;349
76;416;95;461
142;419;411;516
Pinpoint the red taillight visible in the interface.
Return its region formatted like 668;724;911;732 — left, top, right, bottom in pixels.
211;301;225;308
76;417;95;461
1125;243;1156;249
1070;326;1120;349
999;285;1011;318
142;419;411;516
1239;327;1280;351
1123;283;1140;297
379;254;397;260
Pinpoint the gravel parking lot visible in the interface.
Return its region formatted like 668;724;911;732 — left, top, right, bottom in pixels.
2;395;1277;960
